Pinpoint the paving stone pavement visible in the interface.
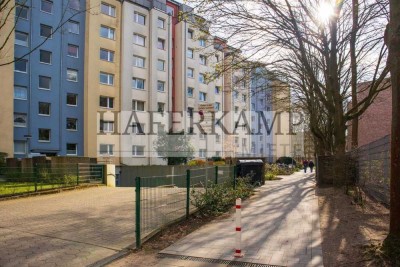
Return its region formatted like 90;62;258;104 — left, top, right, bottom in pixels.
158;172;323;267
0;187;136;267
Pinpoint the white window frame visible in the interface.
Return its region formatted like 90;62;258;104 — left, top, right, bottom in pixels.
67;69;78;82
187;48;194;59
100;48;114;62
157;17;165;29
101;2;116;17
133;33;145;46
199;91;207;102
99;96;114;109
100;25;115;40
157;59;165;71
199;55;206;65
40;24;53;39
39;75;51;90
132;100;145;111
187;87;194;97
38;128;51;142
14;59;28;73
100;120;114;133
14;86;28;100
67;44;79;58
100;72;114;85
133;55;145;68
99;144;114;156
16;5;29;20
199;73;205;84
66;143;78;156
15;31;28;46
157;81;165;92
40;0;53;14
66;93;78;106
14;113;27;127
134;12;146;25
39;50;52;64
132;77;145;90
14;141;26;155
67;20;80;34
38;102;51;116
157;38;165;50
132;145;145;157
187;68;194;78
66;118;78;131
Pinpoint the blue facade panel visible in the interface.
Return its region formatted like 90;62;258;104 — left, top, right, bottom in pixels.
13;0;86;157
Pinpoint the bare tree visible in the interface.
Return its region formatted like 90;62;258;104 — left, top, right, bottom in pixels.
186;0;390;158
385;0;400;248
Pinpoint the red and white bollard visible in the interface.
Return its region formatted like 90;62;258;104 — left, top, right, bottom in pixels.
234;198;243;257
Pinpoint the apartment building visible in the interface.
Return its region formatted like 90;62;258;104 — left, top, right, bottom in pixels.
0;1;15;156
250;67;274;161
120;0;172;165
11;0;85;157
84;0;121;165
173;6;225;159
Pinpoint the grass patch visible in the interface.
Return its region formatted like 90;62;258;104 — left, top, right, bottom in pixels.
0;181;75;196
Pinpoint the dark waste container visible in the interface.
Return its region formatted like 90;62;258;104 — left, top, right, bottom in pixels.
237;159;264;186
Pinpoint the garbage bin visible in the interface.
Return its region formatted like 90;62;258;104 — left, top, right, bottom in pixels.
237;159;264;186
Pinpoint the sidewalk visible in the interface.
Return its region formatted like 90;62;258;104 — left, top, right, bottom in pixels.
157;171;323;267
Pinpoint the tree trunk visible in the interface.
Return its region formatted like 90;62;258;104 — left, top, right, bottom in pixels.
387;0;400;238
350;0;359;149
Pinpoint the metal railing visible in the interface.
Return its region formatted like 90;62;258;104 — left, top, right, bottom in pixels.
0;163;105;197
135;165;236;248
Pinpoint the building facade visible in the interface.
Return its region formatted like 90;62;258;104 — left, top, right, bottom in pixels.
12;0;85;157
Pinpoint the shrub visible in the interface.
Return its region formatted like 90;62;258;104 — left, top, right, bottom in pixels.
190;177;253;216
276;157;296;166
213;161;226;166
187;159;207;166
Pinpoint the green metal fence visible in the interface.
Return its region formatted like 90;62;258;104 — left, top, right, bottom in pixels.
0;163;105;196
135;165;236;248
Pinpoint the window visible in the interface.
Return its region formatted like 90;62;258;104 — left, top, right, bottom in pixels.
39;50;52;64
132;145;145;156
199;73;205;84
40;24;52;38
199;39;206;47
14;86;27;100
187;107;194;118
14;141;26;155
67;93;77;106
68;44;79;58
38;102;51;115
66;118;78;130
234;91;239;99
157;38;165;50
242;94;247;102
39;76;51;89
133;33;145;46
234;106;239;113
188;29;194;39
157;81;165;92
133;55;145;68
14;59;27;73
199;92;207;102
38;128;51;142
41;0;53;13
67;69;78;82
214;102;220;111
187;68;194;78
157;102;165;113
100;72;114;85
15;31;28;46
215;86;221;94
100;144;114;156
216;134;220;143
242;138;247;147
99;96;114;108
100;25;115;39
100;120;114;133
99;48;114;62
187;87;194;97
157;17;165;29
69;0;80;10
134;12;145;25
215;55;220;62
199;55;206;65
68;21;79;34
16;5;28;19
157;59;165;71
101;2;115;17
166;6;174;15
199;149;206;158
66;144;77;155
132;100;145;111
132;123;144;134
132;78;145;90
187;48;194;58
14;113;27;127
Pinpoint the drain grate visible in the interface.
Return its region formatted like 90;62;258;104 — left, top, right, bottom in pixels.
158;253;285;267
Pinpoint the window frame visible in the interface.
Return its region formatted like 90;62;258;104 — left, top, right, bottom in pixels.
39;75;51;90
187;87;194;98
157;17;165;29
99;96;114;109
100;48;114;62
157;59;165;71
133;33;146;46
134;12;146;25
101;2;116;17
40;0;53;14
66;93;78;106
14;113;27;127
132;145;145;157
67;44;79;58
38;102;51;116
40;24;53;39
157;38;165;50
38;128;51;142
16;5;29;20
132;77;145;90
15;31;28;46
99;144;114;156
14;86;28;100
14;59;28;73
99;72;114;86
157;80;165;92
66;143;78;156
66;118;78;131
100;120;115;133
199;91;207;102
67;20;80;34
67;69;78;82
39;50;52;65
187;48;194;59
133;55;145;68
100;25;115;40
132;100;145;111
187;68;194;78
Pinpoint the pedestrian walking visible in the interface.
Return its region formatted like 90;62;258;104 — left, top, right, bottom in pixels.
302;159;308;173
308;160;315;173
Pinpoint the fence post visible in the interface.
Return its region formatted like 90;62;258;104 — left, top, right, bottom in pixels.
215;166;218;184
135;176;141;248
233;165;237;190
33;163;38;192
186;169;190;219
76;164;80;186
102;165;106;184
